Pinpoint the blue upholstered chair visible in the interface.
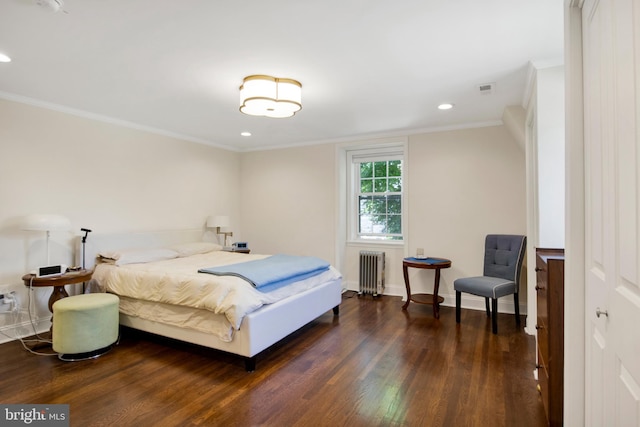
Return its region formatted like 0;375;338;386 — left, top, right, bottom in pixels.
454;234;526;334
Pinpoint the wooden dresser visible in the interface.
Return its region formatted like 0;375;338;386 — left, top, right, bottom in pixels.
535;248;564;427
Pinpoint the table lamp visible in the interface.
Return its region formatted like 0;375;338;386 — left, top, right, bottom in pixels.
207;215;233;246
22;214;71;265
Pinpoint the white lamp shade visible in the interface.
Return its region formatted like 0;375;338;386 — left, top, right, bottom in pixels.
22;214;71;231
207;215;229;228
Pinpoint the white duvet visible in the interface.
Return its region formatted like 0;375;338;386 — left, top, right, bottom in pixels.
91;251;341;331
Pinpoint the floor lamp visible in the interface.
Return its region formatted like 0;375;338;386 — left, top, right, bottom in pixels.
22;214;71;265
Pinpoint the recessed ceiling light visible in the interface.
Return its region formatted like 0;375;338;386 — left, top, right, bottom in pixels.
240;131;252;137
438;103;454;110
0;53;11;63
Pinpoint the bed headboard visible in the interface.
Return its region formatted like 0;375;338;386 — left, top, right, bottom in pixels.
76;229;213;269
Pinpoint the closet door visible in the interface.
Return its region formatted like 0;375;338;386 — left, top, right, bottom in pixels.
582;0;640;424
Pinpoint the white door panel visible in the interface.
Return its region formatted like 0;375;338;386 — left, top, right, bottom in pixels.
612;289;640;384
616;364;640;426
588;326;606;425
582;0;640;424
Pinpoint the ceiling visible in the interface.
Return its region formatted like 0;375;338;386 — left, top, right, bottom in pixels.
0;0;564;151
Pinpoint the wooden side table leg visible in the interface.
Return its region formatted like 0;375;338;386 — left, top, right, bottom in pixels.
433;268;441;319
48;286;69;312
48;286;68;332
402;264;411;310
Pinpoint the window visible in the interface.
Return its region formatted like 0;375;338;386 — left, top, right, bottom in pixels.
347;144;404;242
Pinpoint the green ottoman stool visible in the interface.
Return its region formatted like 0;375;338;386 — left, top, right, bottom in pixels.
52;293;120;361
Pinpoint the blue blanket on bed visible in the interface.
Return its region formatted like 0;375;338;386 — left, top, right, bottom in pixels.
198;254;330;292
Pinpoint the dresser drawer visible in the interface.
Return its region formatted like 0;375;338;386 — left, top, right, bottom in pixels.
535;248;564;427
537;348;550;421
535;261;548;328
537;321;549;366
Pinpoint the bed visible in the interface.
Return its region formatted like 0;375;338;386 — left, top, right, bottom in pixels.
77;229;342;371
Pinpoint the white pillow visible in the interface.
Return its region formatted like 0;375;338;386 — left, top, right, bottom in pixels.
99;248;179;266
169;242;222;257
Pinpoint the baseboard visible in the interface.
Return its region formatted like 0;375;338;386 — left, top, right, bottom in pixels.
0;315;50;345
344;281;404;297
343;280;527;315
450;293;527;316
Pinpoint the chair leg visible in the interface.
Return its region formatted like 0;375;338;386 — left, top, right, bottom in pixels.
491;298;498;334
514;293;521;325
455;291;461;323
485;297;491;317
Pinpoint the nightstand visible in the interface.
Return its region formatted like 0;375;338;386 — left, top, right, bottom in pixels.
22;269;93;313
402;257;451;319
223;248;251;254
22;269;93;348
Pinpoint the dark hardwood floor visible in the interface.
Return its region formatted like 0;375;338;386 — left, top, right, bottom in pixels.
0;294;547;427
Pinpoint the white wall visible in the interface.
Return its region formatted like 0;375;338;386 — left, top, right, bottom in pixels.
0;97;529;343
240;125;527;313
0;98;241;341
239;144;336;263
523;64;565;333
536;65;565;248
407;126;527;311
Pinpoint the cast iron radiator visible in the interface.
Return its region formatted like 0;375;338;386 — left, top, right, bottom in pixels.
358;251;385;296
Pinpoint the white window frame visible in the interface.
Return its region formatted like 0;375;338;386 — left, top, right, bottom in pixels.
345;142;406;245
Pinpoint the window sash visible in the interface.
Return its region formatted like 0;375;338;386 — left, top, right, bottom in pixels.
345;143;405;243
354;158;403;241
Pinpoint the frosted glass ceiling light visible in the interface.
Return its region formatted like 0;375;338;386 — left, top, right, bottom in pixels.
239;75;302;118
0;53;11;63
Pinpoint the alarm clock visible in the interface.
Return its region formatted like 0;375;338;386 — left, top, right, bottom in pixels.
36;264;68;278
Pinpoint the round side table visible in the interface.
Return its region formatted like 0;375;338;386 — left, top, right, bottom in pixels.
402;257;452;319
22;269;93;313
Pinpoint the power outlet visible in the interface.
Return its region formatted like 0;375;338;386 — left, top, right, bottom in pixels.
1;291;15;302
0;285;20;314
0;291;16;313
0;284;14;294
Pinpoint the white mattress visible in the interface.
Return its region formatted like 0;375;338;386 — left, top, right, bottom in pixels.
92;250;342;332
117;296;236;341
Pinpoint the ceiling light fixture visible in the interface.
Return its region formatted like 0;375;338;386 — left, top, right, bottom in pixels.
240;131;252;137
0;53;11;63
36;0;64;12
438;103;454;110
239;75;302;118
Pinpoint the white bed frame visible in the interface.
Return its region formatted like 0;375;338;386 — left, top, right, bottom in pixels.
77;229;342;371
